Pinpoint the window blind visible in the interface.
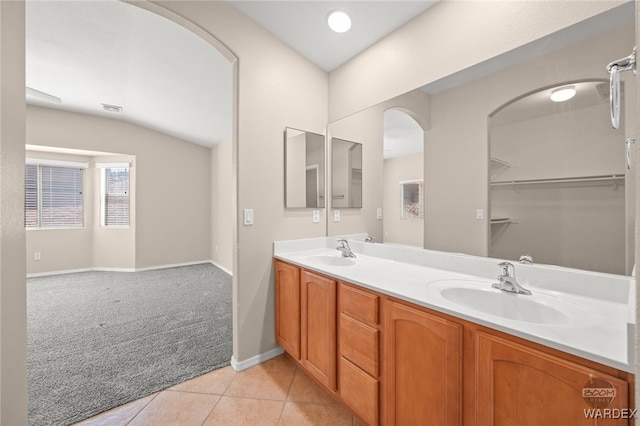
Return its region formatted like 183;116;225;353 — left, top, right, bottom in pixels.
25;164;85;228
102;167;130;226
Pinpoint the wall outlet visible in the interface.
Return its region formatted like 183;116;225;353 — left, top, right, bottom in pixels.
243;209;254;226
34;252;41;261
312;210;320;223
334;209;341;222
476;209;484;220
377;207;383;220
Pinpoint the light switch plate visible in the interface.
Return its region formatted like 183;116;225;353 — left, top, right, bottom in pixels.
377;208;383;220
476;209;484;220
334;209;341;222
312;210;320;223
243;209;254;225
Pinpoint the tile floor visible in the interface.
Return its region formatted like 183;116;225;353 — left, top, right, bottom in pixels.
75;355;365;425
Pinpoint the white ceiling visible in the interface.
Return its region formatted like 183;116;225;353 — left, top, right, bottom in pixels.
26;0;232;148
227;1;438;72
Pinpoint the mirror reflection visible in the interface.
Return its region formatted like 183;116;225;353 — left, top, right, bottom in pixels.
331;138;362;208
326;4;635;276
489;80;627;274
383;109;424;247
284;127;325;208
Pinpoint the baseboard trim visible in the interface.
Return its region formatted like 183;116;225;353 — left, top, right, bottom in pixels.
230;347;285;372
210;260;232;276
134;260;211;272
27;259;232;278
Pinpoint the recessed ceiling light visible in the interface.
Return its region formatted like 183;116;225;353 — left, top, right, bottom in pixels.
102;103;123;113
327;10;351;33
550;86;576;102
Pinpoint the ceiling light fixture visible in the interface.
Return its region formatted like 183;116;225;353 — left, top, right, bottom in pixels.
550;86;576;102
327;10;351;33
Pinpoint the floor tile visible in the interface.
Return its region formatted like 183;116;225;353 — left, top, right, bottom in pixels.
287;369;338;405
203;396;284;425
279;401;354;426
128;390;220;426
74;393;158;426
169;365;237;395
224;356;296;400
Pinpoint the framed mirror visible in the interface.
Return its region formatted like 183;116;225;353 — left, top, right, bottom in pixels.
331;138;362;208
284;127;325;208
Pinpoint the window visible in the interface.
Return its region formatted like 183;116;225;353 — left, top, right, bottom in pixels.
25;161;86;229
100;165;130;227
401;180;424;220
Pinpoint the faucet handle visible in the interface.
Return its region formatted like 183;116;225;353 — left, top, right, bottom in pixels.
498;261;514;276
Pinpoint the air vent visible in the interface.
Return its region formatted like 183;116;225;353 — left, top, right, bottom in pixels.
101;103;122;113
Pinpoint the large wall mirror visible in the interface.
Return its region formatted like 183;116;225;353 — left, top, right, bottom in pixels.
326;2;635;276
489;80;626;274
284;127;325;208
331;138;362;208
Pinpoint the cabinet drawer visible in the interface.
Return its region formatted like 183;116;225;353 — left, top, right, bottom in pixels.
339;313;379;377
339;282;379;326
340;357;378;426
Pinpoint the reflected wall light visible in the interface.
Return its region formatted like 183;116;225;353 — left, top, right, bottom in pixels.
550;86;577;102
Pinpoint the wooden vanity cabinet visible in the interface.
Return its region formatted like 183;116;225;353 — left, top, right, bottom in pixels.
274;260;301;358
338;282;380;425
301;269;337;390
383;299;463;426
476;332;630;426
273;259;634;426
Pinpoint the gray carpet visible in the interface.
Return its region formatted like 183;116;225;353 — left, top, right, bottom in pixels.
27;263;232;426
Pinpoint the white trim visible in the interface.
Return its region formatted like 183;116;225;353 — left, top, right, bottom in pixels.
134;260;212;272
230;346;285;372
210;260;232;276
26;260;230;278
96;162;131;169
27;267;136;278
26;158;89;168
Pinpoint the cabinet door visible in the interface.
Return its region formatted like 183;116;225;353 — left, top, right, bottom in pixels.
274;260;300;359
301;270;337;390
383;300;462;426
476;332;630;425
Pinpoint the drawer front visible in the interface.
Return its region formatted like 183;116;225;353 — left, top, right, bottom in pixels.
339;313;379;377
339;282;379;326
340;357;379;426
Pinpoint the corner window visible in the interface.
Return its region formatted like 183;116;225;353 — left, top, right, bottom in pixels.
100;165;130;227
25;161;86;229
401;180;424;220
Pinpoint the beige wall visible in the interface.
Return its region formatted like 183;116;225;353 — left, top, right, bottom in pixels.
27;106;211;270
383;153;424;247
0;1;27;423
152;1;329;363
211;138;232;273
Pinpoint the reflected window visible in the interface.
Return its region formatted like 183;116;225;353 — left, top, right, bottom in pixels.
401;180;423;220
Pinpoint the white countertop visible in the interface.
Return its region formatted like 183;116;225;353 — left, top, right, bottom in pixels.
274;237;635;373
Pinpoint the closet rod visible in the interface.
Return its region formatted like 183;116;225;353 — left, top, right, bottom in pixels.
491;174;624;186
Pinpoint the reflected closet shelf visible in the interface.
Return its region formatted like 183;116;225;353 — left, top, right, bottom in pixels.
490;218;511;225
491;174;624;186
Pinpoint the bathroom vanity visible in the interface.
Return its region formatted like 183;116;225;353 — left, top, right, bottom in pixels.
273;237;635;425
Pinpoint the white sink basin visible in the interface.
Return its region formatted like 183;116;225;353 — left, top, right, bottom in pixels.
428;279;598;326
305;253;356;267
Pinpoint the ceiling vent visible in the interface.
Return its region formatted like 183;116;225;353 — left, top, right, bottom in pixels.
101;103;123;113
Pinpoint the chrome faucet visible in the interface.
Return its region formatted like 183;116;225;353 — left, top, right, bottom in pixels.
365;236;375;243
519;254;534;265
492;262;532;295
336;239;356;258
